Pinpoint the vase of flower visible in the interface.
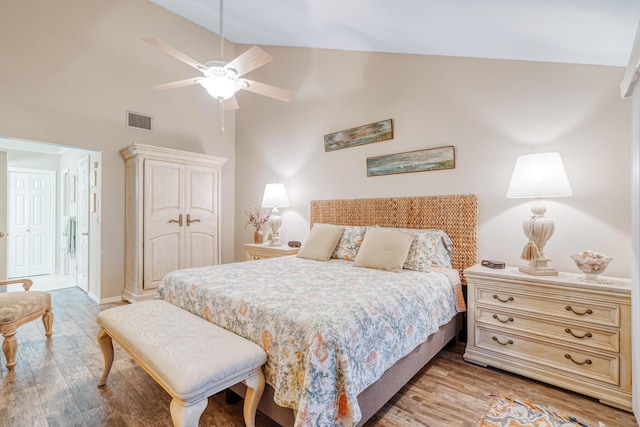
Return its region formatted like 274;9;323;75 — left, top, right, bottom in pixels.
245;205;270;244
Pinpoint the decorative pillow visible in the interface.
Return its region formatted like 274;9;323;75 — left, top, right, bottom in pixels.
353;228;414;272
297;224;345;261
430;230;453;268
376;227;454;271
331;225;368;261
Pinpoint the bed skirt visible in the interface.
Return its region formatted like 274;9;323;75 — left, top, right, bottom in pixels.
230;313;461;426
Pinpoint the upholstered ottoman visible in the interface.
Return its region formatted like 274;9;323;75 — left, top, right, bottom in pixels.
96;300;267;427
0;279;53;370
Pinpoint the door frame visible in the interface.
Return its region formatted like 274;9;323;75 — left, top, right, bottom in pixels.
0;153;6;284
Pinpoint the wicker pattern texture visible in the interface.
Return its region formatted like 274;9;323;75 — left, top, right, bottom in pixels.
310;194;478;283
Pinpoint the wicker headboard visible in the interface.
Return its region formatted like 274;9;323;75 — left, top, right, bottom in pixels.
310;194;478;282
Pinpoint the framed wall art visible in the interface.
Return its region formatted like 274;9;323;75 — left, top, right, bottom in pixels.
366;145;455;177
324;119;393;152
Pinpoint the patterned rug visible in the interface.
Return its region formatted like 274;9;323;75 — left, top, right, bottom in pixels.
480;394;591;427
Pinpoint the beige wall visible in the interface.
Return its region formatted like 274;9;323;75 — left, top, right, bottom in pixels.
1;1;633;298
1;0;237;300
235;47;632;277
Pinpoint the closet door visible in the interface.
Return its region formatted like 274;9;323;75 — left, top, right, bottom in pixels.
8;172;30;278
143;159;185;291
8;170;52;278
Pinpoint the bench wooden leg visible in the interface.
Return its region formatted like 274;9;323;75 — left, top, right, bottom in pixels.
2;328;17;370
97;327;114;387
42;307;54;337
170;398;207;427
243;371;265;427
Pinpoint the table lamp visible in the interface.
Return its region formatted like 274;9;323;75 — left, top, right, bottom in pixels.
261;183;289;246
506;152;572;276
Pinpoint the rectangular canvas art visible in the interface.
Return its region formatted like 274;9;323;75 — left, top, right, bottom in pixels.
324;119;393;152
366;145;455;177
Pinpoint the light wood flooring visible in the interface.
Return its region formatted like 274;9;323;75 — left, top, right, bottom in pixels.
0;287;636;426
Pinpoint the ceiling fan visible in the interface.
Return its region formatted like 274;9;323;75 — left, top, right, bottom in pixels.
143;0;293;131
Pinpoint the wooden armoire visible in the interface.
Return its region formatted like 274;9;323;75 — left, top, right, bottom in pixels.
120;143;227;302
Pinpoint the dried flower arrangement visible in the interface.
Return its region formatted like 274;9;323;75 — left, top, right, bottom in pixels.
245;205;270;230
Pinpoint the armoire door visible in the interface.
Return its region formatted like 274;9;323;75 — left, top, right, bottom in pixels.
184;164;219;268
143;159;185;291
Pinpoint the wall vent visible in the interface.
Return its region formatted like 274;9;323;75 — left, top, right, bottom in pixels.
126;111;152;132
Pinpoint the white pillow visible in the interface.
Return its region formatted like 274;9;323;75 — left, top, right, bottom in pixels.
353;228;414;272
296;224;345;261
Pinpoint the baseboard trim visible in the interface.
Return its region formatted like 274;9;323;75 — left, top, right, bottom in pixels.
88;292;124;305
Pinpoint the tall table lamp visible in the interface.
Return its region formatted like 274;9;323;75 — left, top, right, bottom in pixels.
506;152;572;276
261;183;290;246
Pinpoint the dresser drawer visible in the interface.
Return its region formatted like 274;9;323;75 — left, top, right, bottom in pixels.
475;325;620;386
475;285;619;328
475;307;620;353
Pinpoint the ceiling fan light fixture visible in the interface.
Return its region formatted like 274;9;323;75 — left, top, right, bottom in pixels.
200;75;239;100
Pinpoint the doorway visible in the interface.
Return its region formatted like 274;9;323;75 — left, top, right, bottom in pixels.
0;138;100;294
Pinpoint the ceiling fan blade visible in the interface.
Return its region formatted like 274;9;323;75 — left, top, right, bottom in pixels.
225;97;239;111
226;46;273;77
142;38;209;74
150;77;202;91
242;79;294;103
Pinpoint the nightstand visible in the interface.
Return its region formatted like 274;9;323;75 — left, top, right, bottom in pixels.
463;264;632;411
244;243;299;260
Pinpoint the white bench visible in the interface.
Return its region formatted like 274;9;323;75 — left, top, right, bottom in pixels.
96;300;267;427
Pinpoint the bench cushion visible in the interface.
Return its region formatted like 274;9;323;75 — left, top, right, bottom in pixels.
0;291;51;325
97;300;267;402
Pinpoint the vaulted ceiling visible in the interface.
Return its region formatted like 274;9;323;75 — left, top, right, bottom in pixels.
151;0;640;67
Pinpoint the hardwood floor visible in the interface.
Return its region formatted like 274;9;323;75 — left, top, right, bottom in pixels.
0;287;636;426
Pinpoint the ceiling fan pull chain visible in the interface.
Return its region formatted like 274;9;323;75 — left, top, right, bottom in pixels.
219;99;224;135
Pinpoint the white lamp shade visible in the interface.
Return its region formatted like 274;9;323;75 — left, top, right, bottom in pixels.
506;152;573;198
261;183;290;207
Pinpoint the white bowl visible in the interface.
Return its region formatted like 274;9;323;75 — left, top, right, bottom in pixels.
570;250;612;281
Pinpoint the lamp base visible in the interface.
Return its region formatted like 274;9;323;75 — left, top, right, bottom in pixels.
519;258;558;276
268;238;282;247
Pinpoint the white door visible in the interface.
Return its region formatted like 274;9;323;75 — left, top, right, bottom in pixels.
76;157;89;292
0;153;7;283
184;164;219;268
8;172;30;278
28;173;51;275
7;169;53;278
143;159;185;291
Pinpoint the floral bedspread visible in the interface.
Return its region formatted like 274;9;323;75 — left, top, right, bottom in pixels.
156;256;464;426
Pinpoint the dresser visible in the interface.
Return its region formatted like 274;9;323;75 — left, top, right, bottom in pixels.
244;243;299;260
463;264;632;411
120;144;227;302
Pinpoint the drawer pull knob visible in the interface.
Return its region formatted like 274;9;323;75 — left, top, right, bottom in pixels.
564;354;592;365
492;336;513;346
564;328;592;339
493;294;514;303
565;306;593;316
492;314;514;323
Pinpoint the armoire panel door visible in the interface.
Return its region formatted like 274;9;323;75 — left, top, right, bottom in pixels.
184;164;218;268
143;159;185;290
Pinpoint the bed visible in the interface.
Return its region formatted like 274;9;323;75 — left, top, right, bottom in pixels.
156;194;478;426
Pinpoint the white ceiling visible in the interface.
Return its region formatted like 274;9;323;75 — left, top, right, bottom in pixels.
151;0;640;67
